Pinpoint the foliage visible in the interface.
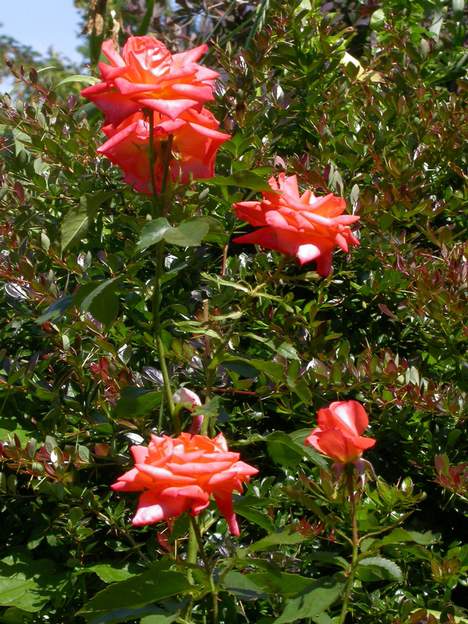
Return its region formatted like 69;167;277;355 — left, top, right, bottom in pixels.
0;0;466;623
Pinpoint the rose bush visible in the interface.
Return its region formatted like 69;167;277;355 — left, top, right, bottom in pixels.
111;432;258;535
0;1;466;622
97;108;230;193
233;173;359;276
81;36;219;124
305;400;376;464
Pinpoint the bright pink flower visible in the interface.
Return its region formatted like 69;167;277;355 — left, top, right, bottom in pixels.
81;36;219;125
97;108;230;194
305;400;376;463
111;432;258;536
232;173;360;276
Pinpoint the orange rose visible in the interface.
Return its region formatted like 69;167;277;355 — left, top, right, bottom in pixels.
233;173;360;276
81;36;219;125
305;400;376;464
111;432;258;535
98;108;230;194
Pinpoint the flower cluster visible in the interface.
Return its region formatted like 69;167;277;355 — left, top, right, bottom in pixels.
111;432;258;536
233;173;360;277
83;37;373;536
82;36;230;192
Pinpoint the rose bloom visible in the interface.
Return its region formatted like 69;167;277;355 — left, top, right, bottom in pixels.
81;36;219;125
111;432;258;535
305;400;376;464
98;108;230;194
173;387;202;409
173;388;204;434
233;173;360;276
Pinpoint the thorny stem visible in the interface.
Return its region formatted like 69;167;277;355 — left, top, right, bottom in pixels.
189;516;219;624
146;110;177;430
338;468;360;624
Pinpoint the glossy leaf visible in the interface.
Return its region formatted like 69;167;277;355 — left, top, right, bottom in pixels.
274;576;345;623
137;218;172;252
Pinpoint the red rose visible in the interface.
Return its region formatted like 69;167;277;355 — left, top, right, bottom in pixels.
111;432;258;536
81;36;219;125
97;108;230;194
305;400;376;464
232;173;360;276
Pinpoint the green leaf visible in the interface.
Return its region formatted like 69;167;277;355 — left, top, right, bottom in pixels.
267;432;305;468
136;218;171;252
164;218;210;247
81;565;135;584
0;607;34;623
0;574;41;613
289;430;328;468
311;614;332;624
35;295;73;324
249;359;284;382
0;419;33;446
376;528;437;548
114;387;161;419
221;571;268;601
74;278;120;327
245;572;315;597
61;192;112;251
277;342;299;360
0;553;66;613
274;576;345;623
140;608;182;624
247;529;307;553
234;498;275;532
78;563;192;623
61;205;90;252
56;74;100;88
223;360;259;378
204;170;273;191
80;604;184;624
199;216;228;244
356;557;403;582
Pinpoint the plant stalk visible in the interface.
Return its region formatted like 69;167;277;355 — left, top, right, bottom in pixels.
189;516;218;624
338;469;360;624
148;110;159;219
147;113;177;430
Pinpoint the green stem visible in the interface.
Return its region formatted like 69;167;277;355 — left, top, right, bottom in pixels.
137;0;155;35
147;113;177;431
160;135;173;217
158;333;178;431
338;469;359;624
189;516;218;624
209;572;219;624
189;515;208;568
183;519;198;622
147;110;159;218
187;518;199;567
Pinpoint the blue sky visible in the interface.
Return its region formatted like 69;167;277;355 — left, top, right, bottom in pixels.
0;0;83;63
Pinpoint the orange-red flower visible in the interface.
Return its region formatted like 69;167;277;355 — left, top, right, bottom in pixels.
233;173;360;276
111;432;258;535
81;36;219;125
305;400;376;463
98;108;230;193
